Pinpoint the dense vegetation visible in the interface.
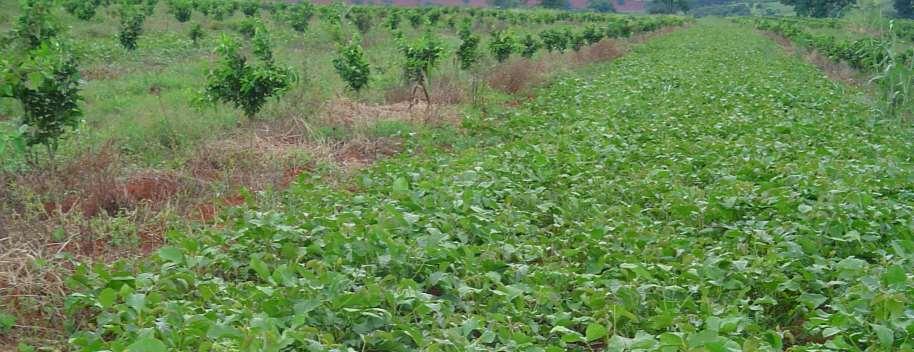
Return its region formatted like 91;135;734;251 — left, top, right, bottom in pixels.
745;16;914;118
57;19;914;351
2;0;914;350
0;0;688;348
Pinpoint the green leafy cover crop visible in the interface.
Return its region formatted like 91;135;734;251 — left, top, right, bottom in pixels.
66;21;914;351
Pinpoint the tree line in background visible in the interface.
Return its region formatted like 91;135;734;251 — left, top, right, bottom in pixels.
778;0;913;18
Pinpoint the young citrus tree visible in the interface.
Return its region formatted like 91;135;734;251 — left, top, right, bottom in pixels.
117;4;146;51
168;0;193;23
488;30;515;63
540;28;567;53
202;31;296;118
285;2;315;32
520;33;541;58
349;8;373;34
189;23;204;45
457;19;481;70
11;0;60;49
240;0;259;17
64;0;101;21
2;2;82;164
397;30;444;108
332;37;371;92
386;9;402;30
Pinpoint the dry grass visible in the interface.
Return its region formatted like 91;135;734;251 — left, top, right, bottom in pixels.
487;58;549;94
572;39;625;65
0;101;425;347
385;74;468;107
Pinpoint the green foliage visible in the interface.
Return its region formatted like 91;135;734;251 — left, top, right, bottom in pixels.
284;2;315;32
519;33;541;58
587;0;616;13
332;38;371;92
779;0;853;17
117;5;146;51
540;27;568;52
143;0;158;16
0;311;15;331
167;0;193;23
0;40;82;157
349;8;373;34
407;11;424;29
488;30;515;63
64;21;914;352
240;0;259;17
64;0;101;21
189;23;203;45
386;9;402;30
582;24;603;44
397;30;445;86
456;19;481;70
427;9;443;26
10;0;60;49
647;0;690;13
540;0;570;9
202;34;296;118
235;17;259;38
252;23;273;62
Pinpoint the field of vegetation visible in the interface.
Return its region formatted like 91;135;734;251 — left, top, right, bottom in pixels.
2;0;914;351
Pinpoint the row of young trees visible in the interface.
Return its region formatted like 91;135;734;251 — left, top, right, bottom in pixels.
0;0;683;164
325;5;682;106
162;1;682;116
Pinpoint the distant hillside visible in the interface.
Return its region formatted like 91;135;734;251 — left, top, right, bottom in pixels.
310;0;646;12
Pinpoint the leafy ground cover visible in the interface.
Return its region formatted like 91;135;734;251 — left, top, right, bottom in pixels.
0;3;685;345
60;19;914;351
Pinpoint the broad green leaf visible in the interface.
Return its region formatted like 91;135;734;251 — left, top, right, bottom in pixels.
872;324;893;349
97;288;117;309
586;323;607;341
158;246;184;264
126;336;166;352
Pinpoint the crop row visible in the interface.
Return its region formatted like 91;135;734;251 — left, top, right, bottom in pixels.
746;18;913;72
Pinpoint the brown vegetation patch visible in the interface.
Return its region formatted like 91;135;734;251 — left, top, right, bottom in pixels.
324;98;461;127
80;64;123;81
487;59;548;94
572;39;625;65
385;75;466;106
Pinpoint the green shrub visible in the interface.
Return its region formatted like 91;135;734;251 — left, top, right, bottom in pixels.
408;11;424;29
457;20;481;70
240;0;258;17
540;28;567;53
332;38;371;92
397;30;444;90
0;40;83;161
386;9;402;30
117;5;146;51
520;33;541;58
189;23;204;45
168;0;193;23
64;0;101;21
202;34;296;118
488;30;515;63
10;0;60;49
350;8;373;34
285;2;315;32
